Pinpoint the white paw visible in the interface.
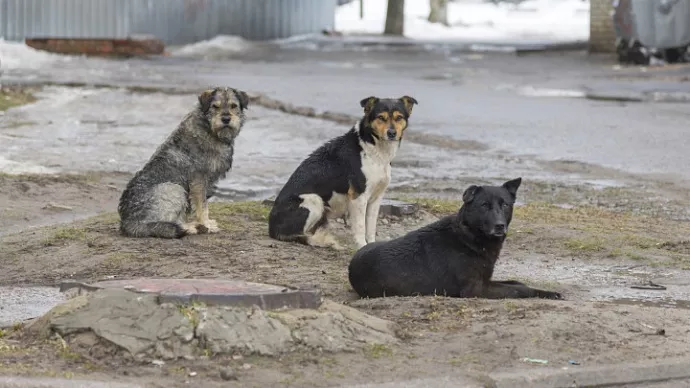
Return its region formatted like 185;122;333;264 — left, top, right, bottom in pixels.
330;241;345;251
182;223;199;235
202;219;220;234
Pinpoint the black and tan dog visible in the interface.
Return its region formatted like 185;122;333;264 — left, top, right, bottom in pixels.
118;87;249;238
268;96;418;249
348;178;563;300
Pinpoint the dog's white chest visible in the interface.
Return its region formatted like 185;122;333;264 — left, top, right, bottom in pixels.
360;142;396;198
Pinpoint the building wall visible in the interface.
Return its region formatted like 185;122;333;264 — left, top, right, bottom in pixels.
589;0;616;52
0;0;336;45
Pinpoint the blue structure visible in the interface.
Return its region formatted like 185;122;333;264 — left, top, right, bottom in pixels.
0;0;336;44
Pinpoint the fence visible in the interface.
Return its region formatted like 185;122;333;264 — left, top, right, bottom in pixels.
0;0;336;44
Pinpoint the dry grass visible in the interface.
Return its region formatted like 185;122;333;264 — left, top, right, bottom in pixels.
396;198;690;268
0;88;36;111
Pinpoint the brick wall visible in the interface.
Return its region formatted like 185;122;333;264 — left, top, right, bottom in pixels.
25;37;165;58
589;0;616;53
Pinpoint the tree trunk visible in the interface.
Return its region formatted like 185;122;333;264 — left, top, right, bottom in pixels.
428;0;449;26
384;0;405;36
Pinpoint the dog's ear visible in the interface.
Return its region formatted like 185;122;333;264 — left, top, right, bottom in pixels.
234;89;250;111
198;88;216;113
462;185;481;203
360;96;379;114
502;177;522;198
399;95;418;115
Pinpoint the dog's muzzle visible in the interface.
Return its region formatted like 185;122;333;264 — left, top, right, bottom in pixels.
490;224;507;238
386;128;397;140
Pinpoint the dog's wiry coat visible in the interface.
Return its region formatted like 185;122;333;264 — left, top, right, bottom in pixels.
118;87;249;238
268;96;417;249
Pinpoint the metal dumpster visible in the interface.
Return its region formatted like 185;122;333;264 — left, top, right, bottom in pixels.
613;0;690;64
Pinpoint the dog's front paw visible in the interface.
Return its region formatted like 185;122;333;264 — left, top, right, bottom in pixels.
205;219;220;233
330;241;345;251
539;290;563;300
182;223;199;235
196;220;220;234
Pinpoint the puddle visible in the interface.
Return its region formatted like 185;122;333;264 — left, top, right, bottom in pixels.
0;286;66;327
495;255;690;309
608;297;690;309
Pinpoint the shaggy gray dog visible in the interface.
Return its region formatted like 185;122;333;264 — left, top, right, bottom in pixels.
118;87;249;238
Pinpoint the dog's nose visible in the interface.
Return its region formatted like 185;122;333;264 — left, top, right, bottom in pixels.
221;116;231;124
386;128;397;139
493;224;506;233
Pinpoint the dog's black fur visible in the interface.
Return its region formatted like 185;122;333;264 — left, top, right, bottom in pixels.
268;96;417;248
348;178;563;300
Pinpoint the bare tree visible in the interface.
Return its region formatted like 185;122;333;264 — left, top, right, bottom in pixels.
428;0;449;26
384;0;405;35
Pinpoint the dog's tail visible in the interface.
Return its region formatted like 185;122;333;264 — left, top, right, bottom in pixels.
121;221;187;239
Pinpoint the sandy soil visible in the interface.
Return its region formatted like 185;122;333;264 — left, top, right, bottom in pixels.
1;172;690;387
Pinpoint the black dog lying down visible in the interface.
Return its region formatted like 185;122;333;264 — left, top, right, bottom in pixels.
348;178;562;300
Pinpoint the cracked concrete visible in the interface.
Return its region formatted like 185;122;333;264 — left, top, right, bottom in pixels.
38;289;398;361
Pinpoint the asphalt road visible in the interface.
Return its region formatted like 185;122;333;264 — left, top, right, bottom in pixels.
4;42;689;187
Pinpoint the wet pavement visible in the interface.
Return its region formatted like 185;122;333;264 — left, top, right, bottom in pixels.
0;86;627;199
2;42;690;186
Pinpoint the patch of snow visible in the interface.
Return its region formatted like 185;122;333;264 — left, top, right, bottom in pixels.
0;156;58;175
0;39;72;72
170;35;253;59
335;0;590;43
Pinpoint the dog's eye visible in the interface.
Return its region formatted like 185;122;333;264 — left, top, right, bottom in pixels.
377;115;387;121
481;202;491;209
394;116;404;122
212;103;221;109
230;103;238;109
502;203;511;208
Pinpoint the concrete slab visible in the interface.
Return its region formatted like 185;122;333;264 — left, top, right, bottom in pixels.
379;199;419;217
59;278;322;309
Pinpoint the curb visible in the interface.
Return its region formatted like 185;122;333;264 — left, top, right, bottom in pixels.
285;35;588;54
0;376;142;388
338;357;690;388
488;356;690;388
0;79;359;125
585;90;690;103
338;375;486;388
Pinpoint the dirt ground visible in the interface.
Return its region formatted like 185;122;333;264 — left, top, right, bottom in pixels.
0;172;128;236
1;171;690;387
